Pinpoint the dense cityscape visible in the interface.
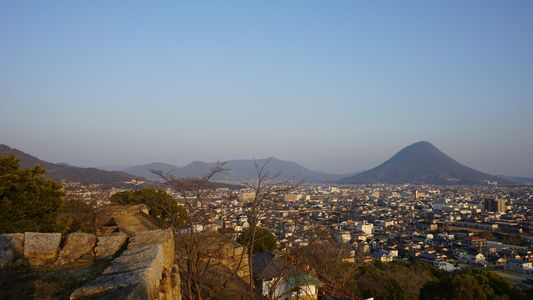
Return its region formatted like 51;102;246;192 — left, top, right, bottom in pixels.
2;1;533;299
70;180;533;286
1;141;533;299
48;160;533;299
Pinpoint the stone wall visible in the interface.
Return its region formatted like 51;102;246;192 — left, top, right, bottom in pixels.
0;231;123;268
96;204;151;235
1;204;180;300
70;229;179;300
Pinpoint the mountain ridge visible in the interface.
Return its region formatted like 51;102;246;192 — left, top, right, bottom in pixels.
2;142;527;186
0;144;140;186
123;158;351;183
340;141;508;185
123;162;180;180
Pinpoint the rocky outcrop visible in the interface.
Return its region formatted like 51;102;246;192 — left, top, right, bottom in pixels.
23;232;62;267
103;244;165;276
1;205;182;299
2;232;98;268
0;233;24;267
95;232;128;259
71;229;179;300
69;268;157;300
71;244;165;299
56;232;97;265
128;229;174;269
70;244;166;299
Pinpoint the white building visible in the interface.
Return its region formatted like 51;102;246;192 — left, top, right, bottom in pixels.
357;222;374;236
335;231;351;243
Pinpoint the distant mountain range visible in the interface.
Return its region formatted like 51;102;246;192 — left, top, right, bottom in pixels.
0;144;138;186
340;141;514;185
123;162;180;180
0;145;347;185
1;142;531;186
123;158;351;183
496;175;533;186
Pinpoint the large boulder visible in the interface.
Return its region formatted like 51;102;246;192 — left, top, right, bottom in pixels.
24;232;62;267
56;232;97;265
70;268;156;300
0;233;24;267
128;229;174;269
95;232;128;259
103;244;165;276
71;244;165;300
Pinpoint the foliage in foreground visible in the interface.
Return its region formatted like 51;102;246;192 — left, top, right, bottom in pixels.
353;261;434;300
0;155;69;233
352;262;526;300
420;268;527;300
62;197;96;233
236;227;277;254
300;241;433;300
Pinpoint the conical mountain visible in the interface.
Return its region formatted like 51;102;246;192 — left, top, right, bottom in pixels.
340;141;504;185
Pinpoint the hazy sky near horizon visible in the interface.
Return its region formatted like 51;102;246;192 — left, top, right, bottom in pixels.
1;1;532;177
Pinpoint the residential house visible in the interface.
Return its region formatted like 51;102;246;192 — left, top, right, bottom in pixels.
252;251;322;300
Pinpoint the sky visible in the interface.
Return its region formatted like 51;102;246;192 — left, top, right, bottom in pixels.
1;1;532;177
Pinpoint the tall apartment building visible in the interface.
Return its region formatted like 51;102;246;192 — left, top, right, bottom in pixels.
483;197;506;213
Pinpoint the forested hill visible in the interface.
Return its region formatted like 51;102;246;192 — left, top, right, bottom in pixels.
0;144;139;186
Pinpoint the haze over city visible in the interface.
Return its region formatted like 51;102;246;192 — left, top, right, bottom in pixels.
1;1;532;177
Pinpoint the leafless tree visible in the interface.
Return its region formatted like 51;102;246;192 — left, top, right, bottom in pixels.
149;158;362;300
297;236;360;299
151;162;254;299
237;158;360;300
238;158;301;299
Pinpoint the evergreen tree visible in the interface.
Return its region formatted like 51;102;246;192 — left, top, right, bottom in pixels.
110;188;189;228
0;155;69;233
420;269;526;300
381;280;409;300
237;227;277;254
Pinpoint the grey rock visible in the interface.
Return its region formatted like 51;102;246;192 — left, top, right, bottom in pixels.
71;240;178;299
56;232;97;265
128;229;174;269
24;232;62;267
0;233;24;267
95;232;128;259
71;245;165;300
70;269;153;300
103;244;165;275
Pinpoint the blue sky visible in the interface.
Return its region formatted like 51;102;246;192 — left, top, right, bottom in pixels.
1;1;532;176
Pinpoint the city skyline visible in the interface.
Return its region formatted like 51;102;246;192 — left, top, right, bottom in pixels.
1;1;533;177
